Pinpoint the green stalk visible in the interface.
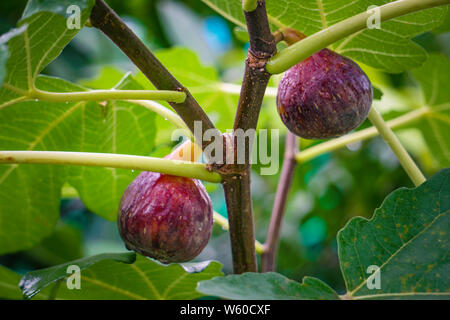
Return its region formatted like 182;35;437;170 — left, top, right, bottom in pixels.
367;108;426;186
0;151;221;183
242;0;258;12
129;100;192;137
213;211;265;254
295;107;429;163
266;0;450;74
32;88;186;103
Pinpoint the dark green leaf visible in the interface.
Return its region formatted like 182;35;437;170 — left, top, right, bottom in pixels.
338;168;450;299
197;273;340;300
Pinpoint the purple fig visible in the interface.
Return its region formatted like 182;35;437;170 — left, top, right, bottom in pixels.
118;142;213;263
276;48;372;139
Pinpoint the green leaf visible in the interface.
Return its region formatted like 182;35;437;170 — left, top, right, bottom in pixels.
410;54;450;166
64;74;156;220
0;0;94;102
197;273;340;300
0;74;157;254
20;254;223;300
202;0;447;72
19;252;136;299
0;265;26;299
338;168;450;299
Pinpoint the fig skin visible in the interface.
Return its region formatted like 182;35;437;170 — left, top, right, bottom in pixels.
276;48;372;139
118;171;213;263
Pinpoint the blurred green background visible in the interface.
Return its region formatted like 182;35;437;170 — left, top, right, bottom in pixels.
0;0;448;295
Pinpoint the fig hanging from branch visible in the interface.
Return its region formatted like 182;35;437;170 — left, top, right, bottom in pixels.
118;141;213;263
276;30;373;139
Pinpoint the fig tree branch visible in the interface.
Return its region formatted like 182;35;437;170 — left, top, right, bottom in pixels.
221;0;276;274
367;108;426;186
266;0;450;74
261;132;298;272
89;0;217;150
0;151;221;183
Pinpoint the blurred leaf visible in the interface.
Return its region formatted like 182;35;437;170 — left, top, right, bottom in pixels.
24;224;83;266
79;66;125;89
135;47;238;132
0;265;25;299
198;273;340;299
410;54;450;166
233;26;249;42
21;254;223;300
20;252;136;299
338;168;449;299
202;0;447;73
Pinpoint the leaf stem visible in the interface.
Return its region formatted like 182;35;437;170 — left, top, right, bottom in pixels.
295;107;429;163
2;83;186;103
129;100;191;136
32;88;187;103
242;0;258;12
367;108;426;186
266;0;450;74
0;151;221;183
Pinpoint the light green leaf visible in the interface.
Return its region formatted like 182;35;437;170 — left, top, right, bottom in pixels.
202;0;447;72
0;74;157;254
64;74;156;220
20;254;223;300
198;273;340;300
0;0;94;105
338;168;450;300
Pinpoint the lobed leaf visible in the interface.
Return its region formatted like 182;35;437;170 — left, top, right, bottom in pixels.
202;0;447;72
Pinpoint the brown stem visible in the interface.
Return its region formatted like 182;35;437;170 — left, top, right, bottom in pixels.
89;0;217;150
221;0;276;273
280;28;306;46
222;172;256;273
261;132;298;272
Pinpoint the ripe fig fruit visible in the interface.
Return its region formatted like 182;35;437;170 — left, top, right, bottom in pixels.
118;141;213;263
276;48;372;139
